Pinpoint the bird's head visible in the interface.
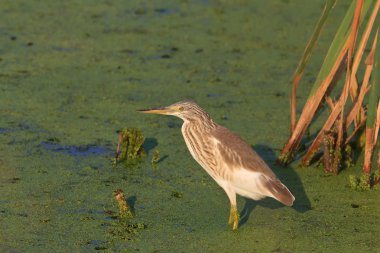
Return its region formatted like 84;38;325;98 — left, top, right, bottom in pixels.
138;100;209;122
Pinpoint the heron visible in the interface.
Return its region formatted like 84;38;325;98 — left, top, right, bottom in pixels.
139;100;294;230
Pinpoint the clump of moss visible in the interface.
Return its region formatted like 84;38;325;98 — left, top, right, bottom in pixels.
277;152;294;166
107;189;146;241
344;145;353;168
358;173;371;190
349;173;371;191
151;149;160;169
108;221;147;240
113;127;146;168
113;189;133;219
323;130;340;174
322;128;352;175
171;191;183;198
373;171;380;189
349;175;359;189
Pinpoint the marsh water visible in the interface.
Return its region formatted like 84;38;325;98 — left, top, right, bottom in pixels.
1;0;379;252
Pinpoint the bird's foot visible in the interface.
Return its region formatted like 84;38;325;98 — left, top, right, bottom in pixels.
228;205;239;230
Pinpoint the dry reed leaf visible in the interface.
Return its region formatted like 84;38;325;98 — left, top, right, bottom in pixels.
347;0;364;101
325;96;335;110
363;26;380;174
374;102;380;144
363;128;375;174
346;32;377;128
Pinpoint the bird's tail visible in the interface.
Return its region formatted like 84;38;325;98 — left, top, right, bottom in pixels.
264;178;295;206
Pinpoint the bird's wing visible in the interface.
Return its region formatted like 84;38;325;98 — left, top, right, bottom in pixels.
210;126;295;206
211;126;276;178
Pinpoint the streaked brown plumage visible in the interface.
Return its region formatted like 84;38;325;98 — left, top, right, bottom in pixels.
139;100;295;230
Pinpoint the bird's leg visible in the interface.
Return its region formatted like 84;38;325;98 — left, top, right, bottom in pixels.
228;204;239;230
224;188;238;230
228;205;235;225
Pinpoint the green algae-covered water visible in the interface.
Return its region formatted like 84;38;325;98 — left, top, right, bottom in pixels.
1;0;379;252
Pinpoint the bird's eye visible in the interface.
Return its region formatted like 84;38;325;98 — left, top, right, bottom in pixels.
178;106;184;111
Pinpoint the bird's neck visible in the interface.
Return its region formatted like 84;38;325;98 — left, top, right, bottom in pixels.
183;116;217;132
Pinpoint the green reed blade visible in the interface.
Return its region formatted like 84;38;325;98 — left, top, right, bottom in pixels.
293;0;337;81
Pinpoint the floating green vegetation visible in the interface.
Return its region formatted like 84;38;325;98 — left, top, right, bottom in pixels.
113;127;146;168
151;149;160;169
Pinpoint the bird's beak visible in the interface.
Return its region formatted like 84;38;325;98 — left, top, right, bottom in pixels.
138;106;174;115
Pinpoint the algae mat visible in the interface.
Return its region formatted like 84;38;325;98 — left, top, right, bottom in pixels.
0;0;379;252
